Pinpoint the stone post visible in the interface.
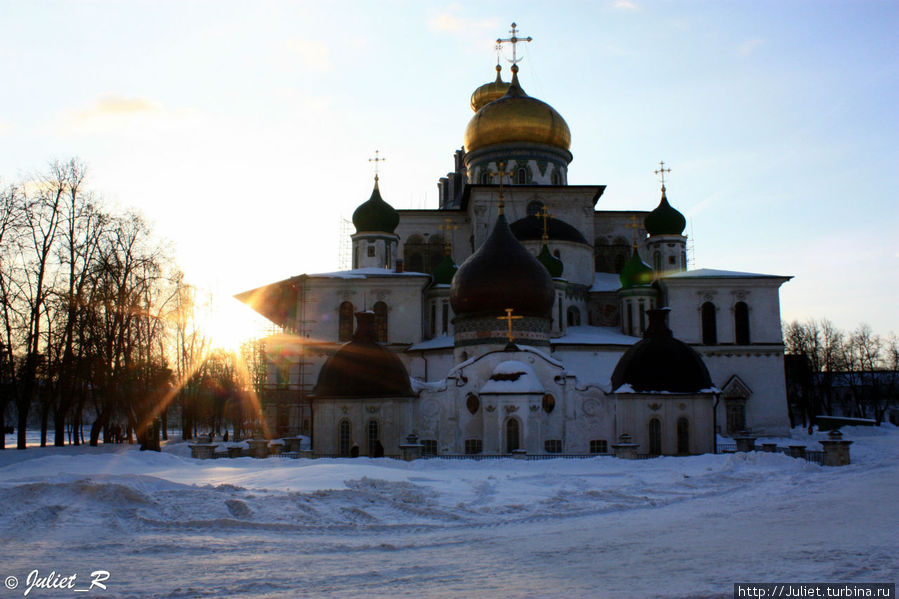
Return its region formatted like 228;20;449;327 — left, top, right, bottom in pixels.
788;445;807;459
188;443;217;459
734;430;757;453
612;433;639;460
248;438;270;459
820;430;852;466
399;433;424;461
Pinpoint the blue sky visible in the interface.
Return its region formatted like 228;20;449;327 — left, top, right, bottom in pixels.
1;1;897;340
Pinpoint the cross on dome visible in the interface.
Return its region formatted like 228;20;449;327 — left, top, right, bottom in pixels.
539;205;553;243
491;161;515;215
496;22;532;66
369;150;386;181
626;214;643;249
654;160;671;190
497;308;524;344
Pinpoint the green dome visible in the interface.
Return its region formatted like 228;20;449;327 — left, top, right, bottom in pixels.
352;177;399;234
644;187;686;236
619;247;653;288
432;253;458;285
537;244;564;278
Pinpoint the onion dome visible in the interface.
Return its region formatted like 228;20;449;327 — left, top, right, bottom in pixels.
510;215;588;245
313;312;414;398
611;308;713;393
644;186;686;236
432;253;458;285
619;247;653;288
470;65;510;112
352;176;400;234
450;213;554;317
537;244;564;278
464;65;571;154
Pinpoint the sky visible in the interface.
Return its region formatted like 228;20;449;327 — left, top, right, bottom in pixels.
1;0;897;345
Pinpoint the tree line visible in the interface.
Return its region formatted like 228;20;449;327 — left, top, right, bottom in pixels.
784;319;898;425
0;159;258;449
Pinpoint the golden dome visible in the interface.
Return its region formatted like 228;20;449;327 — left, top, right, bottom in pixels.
464;66;571;154
470;65;510;112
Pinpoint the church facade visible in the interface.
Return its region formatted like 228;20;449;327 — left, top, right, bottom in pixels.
238;36;792;457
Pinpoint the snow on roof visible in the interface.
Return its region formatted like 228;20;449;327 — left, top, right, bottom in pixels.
551;326;640;346
407;334;454;352
664;268;791;280
480;360;546;394
307;267;430;279
590;272;621;292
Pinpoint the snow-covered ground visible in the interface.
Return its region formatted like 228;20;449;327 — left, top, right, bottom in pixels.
0;426;896;599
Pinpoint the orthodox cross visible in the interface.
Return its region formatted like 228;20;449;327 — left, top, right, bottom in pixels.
654;160;671;190
491;161;514;215
369;150;386;181
625;214;643;249
497;308;523;343
538;205;553;243
497;22;532;65
438;218;458;256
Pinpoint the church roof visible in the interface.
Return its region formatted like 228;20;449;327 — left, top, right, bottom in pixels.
313;312;415;399
510;214;589;245
610;309;713;393
352;177;400;234
619;247;654;289
537;244;564;278
663;268;792;280
470;65;510;112
644;187;686;236
590;272;622;293
550;325;640;347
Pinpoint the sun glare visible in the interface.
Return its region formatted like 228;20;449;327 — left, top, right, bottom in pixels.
200;295;271;353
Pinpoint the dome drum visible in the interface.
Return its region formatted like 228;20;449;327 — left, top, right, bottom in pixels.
465;144;571;186
453;314;550;347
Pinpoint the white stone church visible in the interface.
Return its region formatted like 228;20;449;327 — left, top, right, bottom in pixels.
237;32;791;458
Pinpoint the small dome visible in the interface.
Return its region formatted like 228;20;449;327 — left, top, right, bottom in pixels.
619;247;654;288
313;312;414;398
537;244;564;278
611;309;713;393
464;67;571;154
644;187;686;236
470;65;510;112
450;213;554;318
432;253;458;285
352;177;399;234
510;215;589;245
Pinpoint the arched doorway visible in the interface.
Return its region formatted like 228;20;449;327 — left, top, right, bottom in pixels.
648;418;662;456
677;417;690;455
505;418;520;454
338;419;351;457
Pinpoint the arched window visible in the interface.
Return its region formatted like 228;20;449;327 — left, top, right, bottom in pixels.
404;234;425;273
567;306;581;327
649;418;662;456
612;237;630;274
367;420;381;457
517;168;527;184
639;300;646;333
551;171;561;185
542;394;555;414
373;301;388;343
441;301;449;334
427;235;445;274
505;418;520;453
338;419;352;457
677;417;690;455
594;237;609;272
653;251;661;271
338;301;354;342
466;393;480;414
479;171;489;184
681;251;686;269
701;302;717;345
734;301;750;345
626;303;634;336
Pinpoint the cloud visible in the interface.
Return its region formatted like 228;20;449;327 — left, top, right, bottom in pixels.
427;13;499;35
283;38;332;71
739;38;764;56
58;94;197;136
613;0;639;9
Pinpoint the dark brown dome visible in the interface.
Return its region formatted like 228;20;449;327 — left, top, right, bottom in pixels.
611;309;713;393
450;213;554;318
313;312;414;398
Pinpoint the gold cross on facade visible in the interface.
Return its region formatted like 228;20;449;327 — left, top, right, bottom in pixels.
538;205;553;243
369;150;386;179
491;161;515;215
438;218;459;256
654;160;671;190
625;214;643;248
497;308;523;343
497;22;532;65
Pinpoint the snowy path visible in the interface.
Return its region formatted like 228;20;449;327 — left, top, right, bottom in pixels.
0;427;896;598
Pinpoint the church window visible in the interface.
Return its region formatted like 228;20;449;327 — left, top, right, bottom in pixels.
386;244;391;268
353;247;359;269
612;237;629;274
726;401;746;435
677;417;690;455
427;235;445;274
542;394;555;414
734;301;750;345
466;393;480;415
626;303;634;336
367;420;381;457
553;249;561;259
373;301;388;343
479;171;489;184
430;303;436;337
648;418;662;456
701;302;717;345
589;439;608;454
404;235;426;273
422;440;438;455
517;168;527;184
551;171;561;185
567;306;581;327
594;237;609;272
505;418;520;453
668;255;675;265
558;295;563;331
654;251;661;271
441;301;449;334
407;252;424;273
527;201;544;217
545;439;562;454
614;254;626;273
338;301;354;342
338;419;352;457
367;244;375;257
464;439;483;455
681;251;686;268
